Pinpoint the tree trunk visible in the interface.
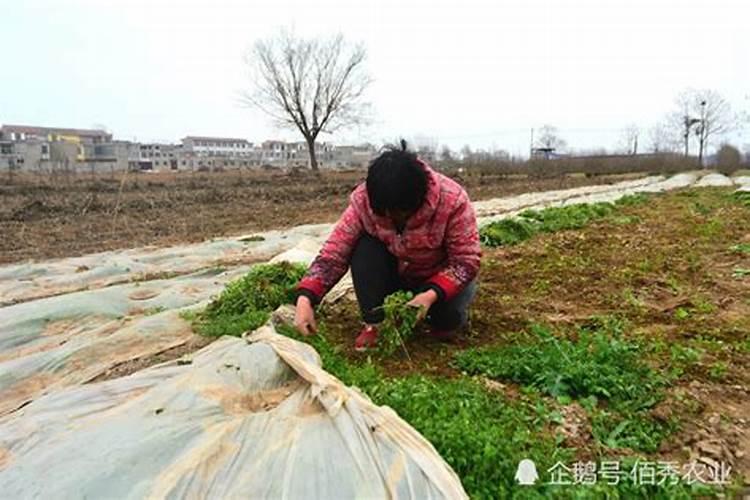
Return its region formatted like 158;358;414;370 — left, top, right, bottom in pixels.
683;130;689;157
698;137;705;168
306;138;319;172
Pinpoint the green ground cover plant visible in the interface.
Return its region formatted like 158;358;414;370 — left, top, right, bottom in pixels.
479;195;647;247
188;261;306;336
454;318;673;453
733;189;750;206
276;321;714;498
730;242;750;255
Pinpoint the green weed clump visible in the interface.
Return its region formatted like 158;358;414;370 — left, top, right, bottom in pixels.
480;201;623;247
733;189;750;207
730;243;750;255
378;291;420;356
479;218;537;246
614;193;650;206
191;262;306;337
455;318;672;452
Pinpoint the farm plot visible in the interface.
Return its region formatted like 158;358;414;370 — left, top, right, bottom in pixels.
310;186;750;497
1;173;748;498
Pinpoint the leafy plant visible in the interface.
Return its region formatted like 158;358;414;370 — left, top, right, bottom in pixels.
708;361;728;381
733;189;750;207
614;193;650;206
277;320;712;498
479;217;537;246
729;243;750;255
480;201;623;247
674;307;691;321
454;319;671;452
191;262;307;337
378;290;420;356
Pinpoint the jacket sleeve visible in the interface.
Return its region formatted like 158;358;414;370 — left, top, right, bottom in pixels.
424;193;481;302
296;202;364;304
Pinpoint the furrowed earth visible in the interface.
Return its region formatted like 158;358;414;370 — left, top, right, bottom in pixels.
0;169;644;264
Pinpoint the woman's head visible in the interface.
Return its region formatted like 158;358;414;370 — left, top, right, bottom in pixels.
366;139;427;218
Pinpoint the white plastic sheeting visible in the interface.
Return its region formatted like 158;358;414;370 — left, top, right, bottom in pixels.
0;325;468;499
0;267;250;416
0;223;332;306
695;173;735;187
475;172;699;226
471;175;663;219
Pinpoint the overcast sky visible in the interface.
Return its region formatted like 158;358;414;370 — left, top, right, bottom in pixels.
1;0;748;156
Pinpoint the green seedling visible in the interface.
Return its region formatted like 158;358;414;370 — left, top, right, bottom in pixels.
729;243;750;255
378;290;420;356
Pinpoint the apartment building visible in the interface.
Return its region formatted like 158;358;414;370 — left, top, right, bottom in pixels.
0;124;137;172
181;136;253;157
1;124;377;173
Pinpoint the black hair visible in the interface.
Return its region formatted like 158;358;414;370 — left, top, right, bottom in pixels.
366;139;427;216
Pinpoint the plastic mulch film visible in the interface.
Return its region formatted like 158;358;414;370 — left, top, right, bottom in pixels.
0;325;468;499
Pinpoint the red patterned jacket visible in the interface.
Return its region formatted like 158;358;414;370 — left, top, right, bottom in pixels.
297;160;481;303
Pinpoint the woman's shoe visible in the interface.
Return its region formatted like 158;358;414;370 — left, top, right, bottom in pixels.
354;324;379;352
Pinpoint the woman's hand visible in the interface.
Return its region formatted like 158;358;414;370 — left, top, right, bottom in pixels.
407;289;438;321
294;295;317;336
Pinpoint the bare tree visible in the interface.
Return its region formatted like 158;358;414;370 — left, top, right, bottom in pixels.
439;145;454;162
412;134;439;160
647;121;680;153
670;89;737;166
618;124;639;155
535;125;567;151
243;30;372;171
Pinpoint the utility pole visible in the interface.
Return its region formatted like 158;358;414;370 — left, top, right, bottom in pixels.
697;100;707;167
529;128;534;159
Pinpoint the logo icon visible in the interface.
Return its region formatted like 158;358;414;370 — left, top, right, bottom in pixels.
515;458;539;485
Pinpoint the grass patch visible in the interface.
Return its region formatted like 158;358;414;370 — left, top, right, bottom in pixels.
479;199;644;247
454;318;673;452
733;189;750;207
189;262;306;337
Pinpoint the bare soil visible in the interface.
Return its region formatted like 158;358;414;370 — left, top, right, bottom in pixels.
0;169;644;264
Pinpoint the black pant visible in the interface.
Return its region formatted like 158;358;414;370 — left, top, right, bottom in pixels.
350;234;477;330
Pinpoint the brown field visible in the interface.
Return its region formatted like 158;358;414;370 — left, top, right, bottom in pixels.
0;169;646;264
